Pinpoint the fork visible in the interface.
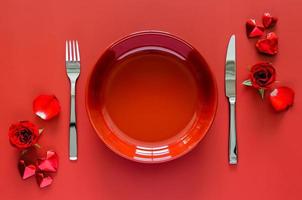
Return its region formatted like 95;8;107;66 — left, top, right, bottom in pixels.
65;40;80;161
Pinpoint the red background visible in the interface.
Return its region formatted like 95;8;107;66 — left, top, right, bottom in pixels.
1;0;301;199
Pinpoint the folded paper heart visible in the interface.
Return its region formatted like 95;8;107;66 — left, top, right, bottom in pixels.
256;32;278;55
37;151;58;172
246;19;265;38
36;172;53;188
262;13;278;28
18;160;36;179
18;149;58;188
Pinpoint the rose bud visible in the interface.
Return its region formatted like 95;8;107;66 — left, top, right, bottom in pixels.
8;121;40;149
33;95;61;120
250;62;276;89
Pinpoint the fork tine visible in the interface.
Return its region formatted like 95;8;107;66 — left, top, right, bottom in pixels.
69;40;72;61
66;39;80;63
65;40;69;61
76;40;80;61
72;40;76;62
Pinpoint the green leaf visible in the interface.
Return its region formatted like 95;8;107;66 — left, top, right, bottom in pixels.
242;79;252;86
258;88;265;99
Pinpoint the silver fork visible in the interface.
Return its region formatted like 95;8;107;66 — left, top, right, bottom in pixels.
65;40;80;161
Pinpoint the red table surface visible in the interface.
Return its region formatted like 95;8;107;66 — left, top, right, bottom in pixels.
1;0;302;199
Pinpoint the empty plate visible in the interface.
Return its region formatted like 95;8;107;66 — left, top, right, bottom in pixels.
86;31;217;163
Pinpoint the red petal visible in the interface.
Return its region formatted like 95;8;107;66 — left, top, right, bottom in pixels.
18;160;36;179
269;87;295;111
33;95;61;120
256;32;278;55
36;172;53;188
37;150;59;172
262;12;278;28
246;19;265;38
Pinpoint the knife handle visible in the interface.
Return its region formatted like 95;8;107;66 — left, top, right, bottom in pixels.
229;97;237;164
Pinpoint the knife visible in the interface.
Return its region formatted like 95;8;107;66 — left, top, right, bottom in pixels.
225;35;237;165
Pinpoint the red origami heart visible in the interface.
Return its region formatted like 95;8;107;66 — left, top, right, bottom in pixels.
262;12;278;28
18;148;59;188
18;160;36;180
256;32;278;55
36;172;53;188
37;150;59;173
246;19;265;38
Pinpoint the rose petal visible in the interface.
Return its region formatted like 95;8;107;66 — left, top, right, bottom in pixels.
269;87;295;111
256;32;278;55
33;95;61;120
18;159;36;179
246;19;265;38
36;172;53;188
262;12;278;28
37;150;59;172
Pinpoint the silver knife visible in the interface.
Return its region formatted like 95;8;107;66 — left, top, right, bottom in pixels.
225;35;237;165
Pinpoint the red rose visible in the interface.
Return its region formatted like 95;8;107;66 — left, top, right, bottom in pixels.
8;121;40;149
250;62;276;89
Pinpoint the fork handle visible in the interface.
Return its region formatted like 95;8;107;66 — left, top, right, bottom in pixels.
69;123;77;160
229;97;237;164
69;82;77;161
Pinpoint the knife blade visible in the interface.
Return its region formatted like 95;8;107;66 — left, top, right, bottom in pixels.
225;35;236;98
225;35;237;164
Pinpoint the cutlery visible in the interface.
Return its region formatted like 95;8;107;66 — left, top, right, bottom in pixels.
225;35;237;165
65;40;80;161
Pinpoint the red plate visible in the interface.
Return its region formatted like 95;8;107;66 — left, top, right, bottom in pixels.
86;31;217;163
